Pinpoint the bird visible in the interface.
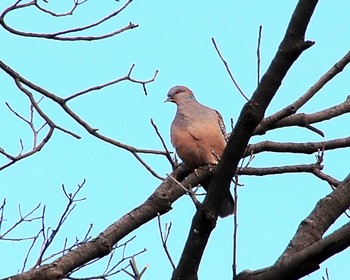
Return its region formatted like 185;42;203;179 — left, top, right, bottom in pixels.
165;85;234;218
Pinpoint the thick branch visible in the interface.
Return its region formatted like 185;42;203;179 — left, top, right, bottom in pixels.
236;174;350;280
172;1;318;279
278;173;350;260
3;165;205;280
237;220;350;280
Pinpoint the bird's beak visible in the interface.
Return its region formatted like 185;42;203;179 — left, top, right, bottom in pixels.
164;97;174;103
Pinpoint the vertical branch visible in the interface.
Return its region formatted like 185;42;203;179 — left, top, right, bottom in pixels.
232;175;239;279
0;199;6;234
257;25;263;85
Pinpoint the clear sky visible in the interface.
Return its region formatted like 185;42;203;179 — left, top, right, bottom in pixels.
1;0;350;279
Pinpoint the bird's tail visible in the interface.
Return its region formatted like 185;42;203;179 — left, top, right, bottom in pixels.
201;179;235;218
218;191;235;218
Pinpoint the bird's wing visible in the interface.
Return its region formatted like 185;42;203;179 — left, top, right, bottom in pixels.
215;109;228;142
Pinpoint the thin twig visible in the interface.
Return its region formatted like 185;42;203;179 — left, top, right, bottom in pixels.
64;65;158;101
256;50;350;133
167;174;201;208
0;203;41;239
35;0;87;17
211;37;249;101
33;181;87;268
157;214;176;270
0;60;165;177
257;25;263;85
0;0;138;41
0;198;6;234
150;118;175;169
122;256;148;280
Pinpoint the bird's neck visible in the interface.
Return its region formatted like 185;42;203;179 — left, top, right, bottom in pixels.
177;95;197;106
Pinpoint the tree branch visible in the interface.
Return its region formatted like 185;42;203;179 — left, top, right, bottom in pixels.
0;0;137;41
255;50;350;135
1;165;194;280
211;37;249;101
172;1;318;279
236;174;350;280
246;137;350;156
0;60;164;178
255;97;350;135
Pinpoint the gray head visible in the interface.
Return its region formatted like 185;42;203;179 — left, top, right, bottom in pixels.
165;85;196;105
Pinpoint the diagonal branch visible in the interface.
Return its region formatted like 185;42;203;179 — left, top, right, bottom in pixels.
0;60;165;178
255;50;350;135
278;173;350;261
258;98;350;135
172;1;318;279
237;219;350;280
211;38;249;101
1;165;193;280
235;174;350;280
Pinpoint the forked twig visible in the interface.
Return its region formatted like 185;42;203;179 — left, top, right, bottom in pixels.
157;214;176;270
122;256;148;280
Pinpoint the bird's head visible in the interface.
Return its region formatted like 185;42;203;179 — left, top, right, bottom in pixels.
165;85;196;105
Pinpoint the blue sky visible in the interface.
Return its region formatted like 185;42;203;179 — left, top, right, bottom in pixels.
1;0;350;279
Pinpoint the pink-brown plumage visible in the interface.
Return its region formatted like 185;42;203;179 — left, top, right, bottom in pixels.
166;85;234;217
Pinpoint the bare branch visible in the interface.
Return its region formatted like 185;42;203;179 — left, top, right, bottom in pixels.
256;50;350;134
0;60;165;177
211;37;249;101
238;163;323;176
255;98;350;135
0;75;81;170
232;175;239;278
1;164;194;280
22;228;43;272
0;0;138;41
122;256;148;280
33;180;86;268
237;220;350;280
239;163;340;187
279;174;350;261
132;152;165;180
173;0;317;278
0;198;6;233
150;118;175;169
311;168;340;188
64;65;158;102
257;25;263;85
157;214;176;270
167;174;201;209
0;203;42;240
34;0;87;17
246;137;350;156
